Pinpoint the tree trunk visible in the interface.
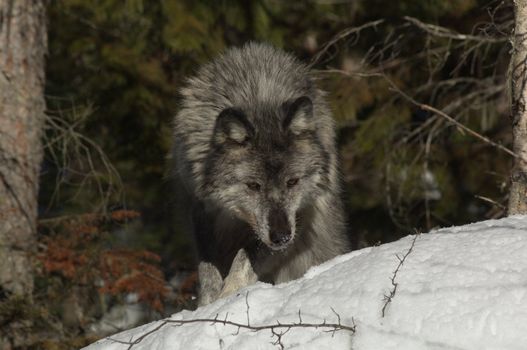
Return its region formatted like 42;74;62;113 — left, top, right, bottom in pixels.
0;0;47;297
509;0;527;215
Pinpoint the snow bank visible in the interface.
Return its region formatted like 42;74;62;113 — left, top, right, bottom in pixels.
84;216;527;350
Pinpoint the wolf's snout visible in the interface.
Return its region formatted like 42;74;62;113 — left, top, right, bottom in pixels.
268;206;292;248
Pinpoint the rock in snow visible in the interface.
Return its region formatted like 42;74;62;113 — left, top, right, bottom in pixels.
84;216;527;350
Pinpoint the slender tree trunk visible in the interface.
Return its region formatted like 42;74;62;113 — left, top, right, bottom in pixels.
509;0;527;215
0;0;47;297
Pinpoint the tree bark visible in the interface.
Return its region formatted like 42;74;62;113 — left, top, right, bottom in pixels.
0;0;47;297
509;0;527;215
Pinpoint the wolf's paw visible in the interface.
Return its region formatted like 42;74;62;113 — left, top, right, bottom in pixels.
197;262;223;306
219;248;258;299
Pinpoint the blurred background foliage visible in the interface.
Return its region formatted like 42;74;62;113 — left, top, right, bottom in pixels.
34;0;513;345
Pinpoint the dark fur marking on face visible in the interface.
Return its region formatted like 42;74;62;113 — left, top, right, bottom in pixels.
264;158;284;179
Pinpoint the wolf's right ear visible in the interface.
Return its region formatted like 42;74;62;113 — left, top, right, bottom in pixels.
213;108;254;145
282;96;314;136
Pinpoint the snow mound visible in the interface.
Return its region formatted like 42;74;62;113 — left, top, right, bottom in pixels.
84;216;527;350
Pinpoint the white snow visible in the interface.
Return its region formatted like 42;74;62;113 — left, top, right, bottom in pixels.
84;216;527;350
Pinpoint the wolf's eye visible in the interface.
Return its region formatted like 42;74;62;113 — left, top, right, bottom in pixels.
246;182;261;192
286;178;299;188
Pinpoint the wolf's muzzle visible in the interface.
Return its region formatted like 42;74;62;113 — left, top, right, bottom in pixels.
268;206;292;248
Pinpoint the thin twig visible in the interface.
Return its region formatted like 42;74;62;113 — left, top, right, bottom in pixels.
381;234;419;317
310;19;385;66
474;195;507;210
320;68;518;161
245;291;251;327
383;76;511;157
404;16;508;43
42;102;123;212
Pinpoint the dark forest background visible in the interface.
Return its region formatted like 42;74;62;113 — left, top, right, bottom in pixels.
9;0;514;347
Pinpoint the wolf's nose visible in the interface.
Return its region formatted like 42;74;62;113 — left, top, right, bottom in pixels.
270;231;291;245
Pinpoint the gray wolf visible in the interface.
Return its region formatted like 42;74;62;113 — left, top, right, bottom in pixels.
171;42;349;305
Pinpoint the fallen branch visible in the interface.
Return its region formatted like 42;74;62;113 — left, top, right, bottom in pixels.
110;316;357;350
108;294;356;350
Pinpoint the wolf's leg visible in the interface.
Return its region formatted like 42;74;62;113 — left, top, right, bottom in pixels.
190;200;226;306
197;261;223;306
219;248;258;299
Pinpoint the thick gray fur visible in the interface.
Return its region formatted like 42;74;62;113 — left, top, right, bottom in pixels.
172;42;350;305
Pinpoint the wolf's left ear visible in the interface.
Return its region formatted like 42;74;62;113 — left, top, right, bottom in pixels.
213;107;254;145
282;96;314;136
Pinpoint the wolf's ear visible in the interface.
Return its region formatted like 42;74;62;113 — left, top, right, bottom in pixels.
213;108;254;145
282;96;314;136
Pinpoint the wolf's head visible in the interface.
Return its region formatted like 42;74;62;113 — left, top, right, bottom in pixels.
202;96;331;250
